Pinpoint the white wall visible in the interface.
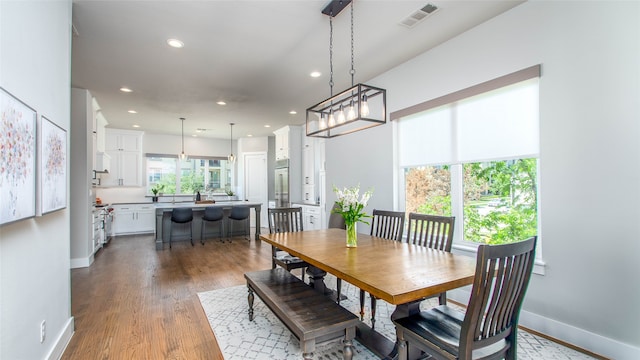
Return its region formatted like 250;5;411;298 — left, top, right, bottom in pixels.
325;1;639;359
0;1;74;359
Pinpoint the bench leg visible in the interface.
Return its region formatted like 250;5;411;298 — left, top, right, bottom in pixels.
343;326;356;360
343;339;354;360
247;285;255;321
301;338;315;360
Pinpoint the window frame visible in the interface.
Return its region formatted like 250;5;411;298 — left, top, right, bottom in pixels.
145;153;234;196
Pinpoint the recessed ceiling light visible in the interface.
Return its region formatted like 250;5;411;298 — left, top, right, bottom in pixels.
264;125;271;128
132;124;140;128
217;101;227;106
289;110;297;115
120;87;133;93
247;134;253;137
167;38;184;48
310;71;321;78
128;110;137;114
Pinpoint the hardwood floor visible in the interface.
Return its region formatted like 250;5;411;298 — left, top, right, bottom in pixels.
62;231;273;359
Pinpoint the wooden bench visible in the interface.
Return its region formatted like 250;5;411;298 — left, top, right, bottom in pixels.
245;268;360;360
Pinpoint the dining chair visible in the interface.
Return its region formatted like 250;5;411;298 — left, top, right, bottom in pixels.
227;206;250;242
327;202;346;230
268;207;308;281
200;206;225;244
370;209;405;241
170;207;194;249
407;212;455;305
393;236;537;360
362;209;406;328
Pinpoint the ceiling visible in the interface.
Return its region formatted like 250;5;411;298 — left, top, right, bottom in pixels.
71;0;523;140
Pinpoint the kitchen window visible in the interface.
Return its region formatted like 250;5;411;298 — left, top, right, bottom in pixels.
394;66;541;255
146;154;233;195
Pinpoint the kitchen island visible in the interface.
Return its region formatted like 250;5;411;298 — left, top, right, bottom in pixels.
154;201;262;250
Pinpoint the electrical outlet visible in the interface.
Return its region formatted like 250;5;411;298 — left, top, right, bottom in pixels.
40;320;46;343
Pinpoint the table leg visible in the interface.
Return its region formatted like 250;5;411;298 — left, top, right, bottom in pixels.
254;204;261;240
354;299;424;360
306;266;328;295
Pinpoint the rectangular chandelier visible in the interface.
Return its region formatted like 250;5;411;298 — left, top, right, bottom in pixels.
306;83;386;138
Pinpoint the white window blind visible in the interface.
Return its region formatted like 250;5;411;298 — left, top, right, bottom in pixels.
399;78;539;167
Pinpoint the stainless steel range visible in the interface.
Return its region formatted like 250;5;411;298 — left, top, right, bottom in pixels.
101;206;114;244
94;205;114;246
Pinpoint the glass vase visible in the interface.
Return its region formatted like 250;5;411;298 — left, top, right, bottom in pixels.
346;221;358;247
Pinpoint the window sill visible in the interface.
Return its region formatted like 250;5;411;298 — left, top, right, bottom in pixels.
452;243;546;276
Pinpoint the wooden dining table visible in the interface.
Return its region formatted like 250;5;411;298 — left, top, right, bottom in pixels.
259;228;477;359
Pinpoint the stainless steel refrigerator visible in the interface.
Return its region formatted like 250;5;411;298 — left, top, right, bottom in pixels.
274;159;289;207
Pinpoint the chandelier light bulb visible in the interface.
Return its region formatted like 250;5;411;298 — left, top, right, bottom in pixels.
360;94;370;117
347;99;356;120
337;105;346;124
319;114;327;129
328;111;336;127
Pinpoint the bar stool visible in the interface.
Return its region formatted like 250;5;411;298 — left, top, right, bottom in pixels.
170;207;193;249
227;206;250;242
201;206;224;244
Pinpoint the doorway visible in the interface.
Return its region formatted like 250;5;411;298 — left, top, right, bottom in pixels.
243;152;268;227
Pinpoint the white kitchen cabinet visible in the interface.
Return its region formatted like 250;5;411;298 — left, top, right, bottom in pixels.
112;204;155;235
273;125;301;161
303;184;316;205
102;129;143;187
294;204;323;231
302;205;323;231
301;136;324;205
95;112;108;153
302;143;314;185
106;130;141;152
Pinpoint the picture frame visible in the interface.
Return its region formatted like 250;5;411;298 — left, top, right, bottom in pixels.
38;115;67;215
0;87;37;226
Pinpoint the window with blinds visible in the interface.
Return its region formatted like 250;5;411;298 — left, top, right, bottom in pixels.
396;68;540;247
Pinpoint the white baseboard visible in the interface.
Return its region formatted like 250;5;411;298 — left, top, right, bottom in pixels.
70;254;93;269
448;288;639;360
46;317;74;360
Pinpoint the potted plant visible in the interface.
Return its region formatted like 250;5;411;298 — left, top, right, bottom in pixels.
151;184;163;202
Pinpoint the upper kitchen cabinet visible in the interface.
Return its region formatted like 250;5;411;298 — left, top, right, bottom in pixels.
274;125;301;161
92;97;108;153
102;129;143;187
301;136;325;205
106;130;142;152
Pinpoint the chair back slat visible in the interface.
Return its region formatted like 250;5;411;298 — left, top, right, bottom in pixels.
407;213;455;251
268;207;303;234
460;236;537;357
370;209;405;241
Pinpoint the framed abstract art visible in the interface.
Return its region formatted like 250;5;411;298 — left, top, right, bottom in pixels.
0;87;37;225
39;116;67;214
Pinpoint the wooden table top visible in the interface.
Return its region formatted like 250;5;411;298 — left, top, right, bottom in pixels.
260;228;477;305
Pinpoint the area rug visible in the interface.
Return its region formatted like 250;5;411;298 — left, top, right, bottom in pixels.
198;276;595;359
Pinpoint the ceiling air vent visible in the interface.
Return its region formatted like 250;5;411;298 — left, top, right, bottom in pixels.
400;3;439;28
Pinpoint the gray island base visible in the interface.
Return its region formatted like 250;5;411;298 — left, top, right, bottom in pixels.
154;202;262;250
